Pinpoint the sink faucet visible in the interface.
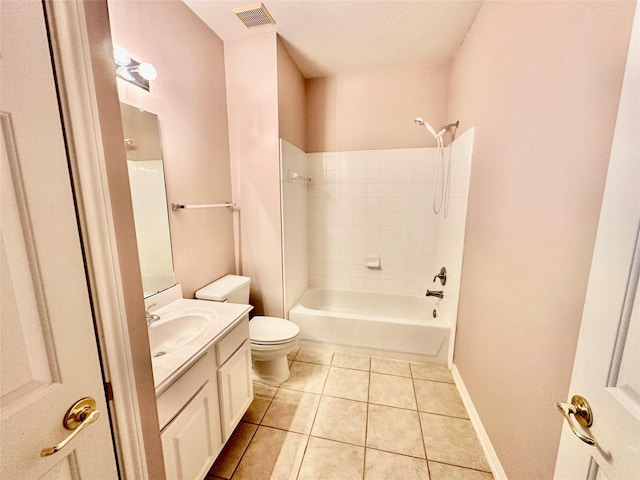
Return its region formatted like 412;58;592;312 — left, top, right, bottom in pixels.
146;303;160;326
425;290;444;299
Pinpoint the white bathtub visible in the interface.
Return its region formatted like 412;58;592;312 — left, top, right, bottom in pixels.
288;288;450;364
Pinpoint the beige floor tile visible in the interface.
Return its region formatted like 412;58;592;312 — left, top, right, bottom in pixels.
410;362;454;383
261;388;320;434
371;357;411;377
367;404;425;458
414;379;468;418
365;448;429;480
298;437;364;480
242;383;277;424
295;346;334;365
231;426;308;480
280;361;329;393
369;373;416;410
287;346;299;361
311;396;367;446
208;422;257;479
429;461;494;480
332;351;371;371
324;367;370;402
420;413;490;472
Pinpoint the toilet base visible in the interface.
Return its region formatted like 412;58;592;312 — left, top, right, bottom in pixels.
252;355;291;385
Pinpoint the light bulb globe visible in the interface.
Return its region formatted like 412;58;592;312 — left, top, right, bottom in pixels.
113;45;131;66
138;63;158;81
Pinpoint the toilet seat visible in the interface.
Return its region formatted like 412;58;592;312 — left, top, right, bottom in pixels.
250;316;299;345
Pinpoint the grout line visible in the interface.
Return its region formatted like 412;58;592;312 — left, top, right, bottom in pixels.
226;422;259;480
418;410;470;421
427;459;494;475
410;370;429;472
322;393;369;404
293;433;310;480
307;433;366;450
412;376;456;385
327;364;370;373
223;381;280;478
363;361;372;479
365;446;431;462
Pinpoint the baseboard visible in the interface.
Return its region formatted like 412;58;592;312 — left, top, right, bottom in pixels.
451;364;508;480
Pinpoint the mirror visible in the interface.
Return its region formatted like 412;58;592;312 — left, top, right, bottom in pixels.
120;103;175;297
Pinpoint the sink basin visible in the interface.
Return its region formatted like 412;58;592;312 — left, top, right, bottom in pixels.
149;309;217;355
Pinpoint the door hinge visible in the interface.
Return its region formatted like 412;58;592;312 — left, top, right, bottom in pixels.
104;382;114;401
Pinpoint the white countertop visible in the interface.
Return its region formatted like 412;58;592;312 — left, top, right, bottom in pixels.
150;298;252;395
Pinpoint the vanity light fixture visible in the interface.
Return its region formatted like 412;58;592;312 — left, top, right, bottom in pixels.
113;45;157;91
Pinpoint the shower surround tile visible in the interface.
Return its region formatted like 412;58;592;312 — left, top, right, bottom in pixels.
306;147;442;294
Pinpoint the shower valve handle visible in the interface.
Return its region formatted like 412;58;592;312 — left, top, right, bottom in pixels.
433;267;447;286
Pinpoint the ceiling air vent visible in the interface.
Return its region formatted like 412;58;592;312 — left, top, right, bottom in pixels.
233;3;276;29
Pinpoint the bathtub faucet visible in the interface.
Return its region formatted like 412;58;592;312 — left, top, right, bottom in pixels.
425;290;444;299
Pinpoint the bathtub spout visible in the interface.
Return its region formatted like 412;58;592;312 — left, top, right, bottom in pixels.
425;290;444;299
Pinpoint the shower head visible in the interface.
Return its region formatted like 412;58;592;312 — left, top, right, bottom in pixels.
414;117;437;137
414;117;445;140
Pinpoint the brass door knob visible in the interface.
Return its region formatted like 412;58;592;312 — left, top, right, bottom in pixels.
556;394;595;446
40;397;100;457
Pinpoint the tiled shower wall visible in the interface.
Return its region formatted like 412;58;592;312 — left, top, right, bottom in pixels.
280;131;473;307
307;147;442;295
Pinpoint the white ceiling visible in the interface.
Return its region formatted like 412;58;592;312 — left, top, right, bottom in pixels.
183;1;483;78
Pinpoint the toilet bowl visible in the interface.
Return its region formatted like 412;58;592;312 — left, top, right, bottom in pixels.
195;275;299;384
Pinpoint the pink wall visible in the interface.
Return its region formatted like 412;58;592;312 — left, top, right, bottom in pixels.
277;38;306;152
108;0;235;298
225;33;284;316
448;2;636;478
306;64;450;152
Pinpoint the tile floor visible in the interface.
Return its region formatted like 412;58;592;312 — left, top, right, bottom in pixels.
207;346;493;480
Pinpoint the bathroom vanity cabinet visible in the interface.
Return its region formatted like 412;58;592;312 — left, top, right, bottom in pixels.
156;315;252;480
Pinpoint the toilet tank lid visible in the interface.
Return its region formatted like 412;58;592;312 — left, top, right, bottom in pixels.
195;274;250;301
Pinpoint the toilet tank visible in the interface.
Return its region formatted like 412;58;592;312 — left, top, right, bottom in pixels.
195;275;251;304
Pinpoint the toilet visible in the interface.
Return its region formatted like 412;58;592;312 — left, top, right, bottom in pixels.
195;275;299;384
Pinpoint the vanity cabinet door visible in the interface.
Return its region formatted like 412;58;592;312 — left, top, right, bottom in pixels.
217;340;253;441
161;381;222;480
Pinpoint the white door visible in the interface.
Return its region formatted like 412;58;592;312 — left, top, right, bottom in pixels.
0;1;119;478
554;5;640;479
